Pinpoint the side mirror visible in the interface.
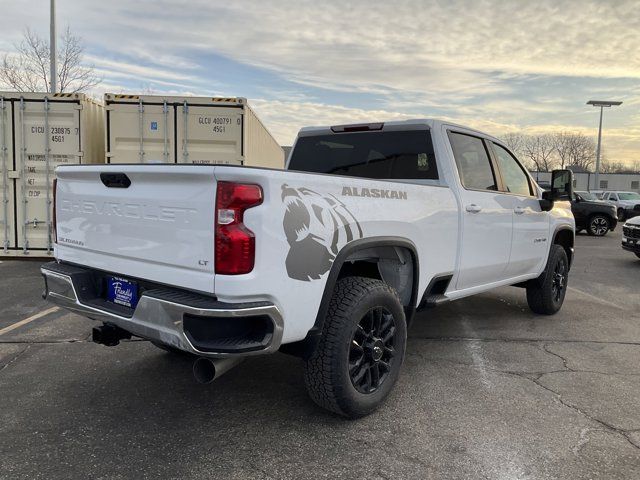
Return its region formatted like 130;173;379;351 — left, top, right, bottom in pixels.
551;169;573;201
539;169;573;211
540;191;554;211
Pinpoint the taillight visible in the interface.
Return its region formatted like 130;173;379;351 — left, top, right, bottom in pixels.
52;178;57;244
215;182;263;275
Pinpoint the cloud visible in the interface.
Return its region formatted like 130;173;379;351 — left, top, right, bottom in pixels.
1;0;638;164
250;99;417;144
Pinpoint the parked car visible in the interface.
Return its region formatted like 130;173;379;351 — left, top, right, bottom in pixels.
41;120;575;418
590;190;606;199
622;216;640;259
572;191;617;236
537;181;551;191
602;191;640;221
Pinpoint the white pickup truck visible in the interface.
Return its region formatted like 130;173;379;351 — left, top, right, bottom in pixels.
42;120;575;418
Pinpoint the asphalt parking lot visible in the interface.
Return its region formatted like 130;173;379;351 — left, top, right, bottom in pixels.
1;230;639;479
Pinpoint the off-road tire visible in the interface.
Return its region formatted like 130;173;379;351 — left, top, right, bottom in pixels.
303;277;407;418
526;245;569;315
587;215;610;236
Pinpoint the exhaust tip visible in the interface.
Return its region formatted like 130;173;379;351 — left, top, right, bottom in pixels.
193;357;216;384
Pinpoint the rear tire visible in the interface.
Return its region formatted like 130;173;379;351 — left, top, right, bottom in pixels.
587;215;610;236
635;253;640;260
303;277;407;418
526;245;569;315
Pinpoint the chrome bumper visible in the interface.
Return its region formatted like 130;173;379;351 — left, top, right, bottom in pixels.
41;263;284;358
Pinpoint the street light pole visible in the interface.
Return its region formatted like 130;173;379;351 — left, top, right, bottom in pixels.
586;100;622;191
594;105;603;192
50;0;56;94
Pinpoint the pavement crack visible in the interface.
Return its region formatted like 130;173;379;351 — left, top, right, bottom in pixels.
541;343;573;371
0;344;30;374
0;339;89;344
0;338;148;345
508;371;640;452
410;336;640;347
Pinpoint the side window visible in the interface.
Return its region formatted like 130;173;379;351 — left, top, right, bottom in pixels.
449;132;497;191
492;143;532;196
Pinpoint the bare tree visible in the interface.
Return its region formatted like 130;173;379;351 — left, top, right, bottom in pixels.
600;154;639;173
552;131;572;169
565;133;596;172
500;132;526;157
600;159;626;173
1;27;99;93
523;134;556;172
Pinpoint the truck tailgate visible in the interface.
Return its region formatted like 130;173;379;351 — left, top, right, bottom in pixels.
54;165;217;293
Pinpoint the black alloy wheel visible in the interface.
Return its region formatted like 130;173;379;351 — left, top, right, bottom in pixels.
588;215;610;236
349;307;397;394
551;256;567;304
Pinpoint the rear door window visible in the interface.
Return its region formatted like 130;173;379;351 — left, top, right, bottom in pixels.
448;132;497;191
288;130;438;180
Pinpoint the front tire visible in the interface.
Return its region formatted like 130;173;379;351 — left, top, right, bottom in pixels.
635;253;640;260
587;215;610;236
303;277;407;418
526;245;569;315
618;208;626;222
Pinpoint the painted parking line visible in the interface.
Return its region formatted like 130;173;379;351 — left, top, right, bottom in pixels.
0;306;60;336
567;286;624;310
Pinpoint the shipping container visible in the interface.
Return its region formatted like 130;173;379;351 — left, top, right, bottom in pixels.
104;94;284;168
0;92;105;257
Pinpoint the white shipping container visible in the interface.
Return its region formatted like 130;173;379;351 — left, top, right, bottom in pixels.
105;94;284;168
0;92;105;257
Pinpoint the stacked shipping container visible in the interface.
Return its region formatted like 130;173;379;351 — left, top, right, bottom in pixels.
0;92;283;258
104;94;283;168
0;92;104;256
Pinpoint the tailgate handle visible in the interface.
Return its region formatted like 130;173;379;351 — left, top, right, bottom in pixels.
100;172;131;188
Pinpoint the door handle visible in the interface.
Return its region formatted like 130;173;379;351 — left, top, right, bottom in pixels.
514;206;526;215
465;204;482;213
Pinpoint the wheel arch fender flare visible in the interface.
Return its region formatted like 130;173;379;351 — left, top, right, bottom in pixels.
280;236;420;358
550;225;575;268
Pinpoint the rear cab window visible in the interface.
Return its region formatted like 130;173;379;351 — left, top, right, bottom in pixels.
447;131;497;191
288;130;438;182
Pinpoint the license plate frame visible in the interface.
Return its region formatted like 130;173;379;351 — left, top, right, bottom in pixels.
106;276;139;309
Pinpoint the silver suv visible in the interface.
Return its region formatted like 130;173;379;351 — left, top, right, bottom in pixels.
602;191;640;221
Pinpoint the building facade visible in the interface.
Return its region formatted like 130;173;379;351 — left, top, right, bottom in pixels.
531;172;640;193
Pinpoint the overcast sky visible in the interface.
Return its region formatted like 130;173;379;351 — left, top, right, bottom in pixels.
1;0;638;163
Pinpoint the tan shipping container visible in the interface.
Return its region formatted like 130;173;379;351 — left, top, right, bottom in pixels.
104;94;284;168
0;92;105;257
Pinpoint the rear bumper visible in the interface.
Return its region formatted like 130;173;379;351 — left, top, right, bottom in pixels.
41;262;283;358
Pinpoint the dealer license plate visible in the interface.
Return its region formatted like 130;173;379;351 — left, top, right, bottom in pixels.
106;276;139;308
